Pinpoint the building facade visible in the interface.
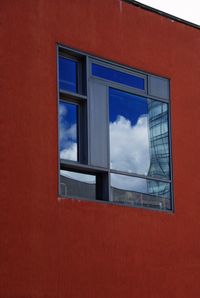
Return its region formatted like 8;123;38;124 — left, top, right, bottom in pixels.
1;1;200;297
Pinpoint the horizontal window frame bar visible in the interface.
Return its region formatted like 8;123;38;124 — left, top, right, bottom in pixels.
89;77;170;103
89;77;147;97
59;90;87;101
110;169;171;183
60;159;109;174
59;51;84;63
59;98;81;108
60;161;172;183
148;94;170;103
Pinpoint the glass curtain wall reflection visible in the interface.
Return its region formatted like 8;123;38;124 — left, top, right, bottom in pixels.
147;101;170;200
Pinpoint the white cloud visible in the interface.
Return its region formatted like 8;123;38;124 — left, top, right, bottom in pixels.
110;115;150;176
66;124;77;140
59;103;77;162
59;103;67;118
60;143;77;161
109;114;151;193
59;123;77;145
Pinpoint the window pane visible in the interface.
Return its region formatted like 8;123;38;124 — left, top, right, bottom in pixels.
92;63;145;90
59;57;77;92
111;174;171;210
109;88;170;179
60;170;96;200
59;101;78;162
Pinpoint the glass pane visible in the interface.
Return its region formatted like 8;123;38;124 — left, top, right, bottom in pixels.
60;170;96;200
111;174;171;210
59;101;78;162
92;63;145;90
109;88;170;179
59;56;77;92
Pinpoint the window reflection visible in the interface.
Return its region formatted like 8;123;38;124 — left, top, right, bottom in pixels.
59;57;77;92
147;100;170;198
60;170;96;200
92;63;145;90
109;88;170;180
109;88;150;175
111;174;171;209
148;101;170;178
59;101;78;162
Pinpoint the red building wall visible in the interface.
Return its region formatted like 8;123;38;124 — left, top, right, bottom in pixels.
1;1;200;297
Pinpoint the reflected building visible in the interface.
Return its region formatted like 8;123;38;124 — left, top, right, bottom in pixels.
147;100;170;204
60;172;96;201
111;186;169;209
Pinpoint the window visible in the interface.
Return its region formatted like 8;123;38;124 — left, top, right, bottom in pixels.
58;46;173;211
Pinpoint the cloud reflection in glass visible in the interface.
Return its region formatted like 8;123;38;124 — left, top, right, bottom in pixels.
59;101;78;162
109;88;150;175
109;88;170;204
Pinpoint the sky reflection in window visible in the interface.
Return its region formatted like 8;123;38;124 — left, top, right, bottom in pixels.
59;101;78;161
92;63;145;90
59;57;77;93
109;88;170;179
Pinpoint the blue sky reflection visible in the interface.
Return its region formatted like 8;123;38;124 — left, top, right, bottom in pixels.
92;64;145;90
109;88;150;175
59;57;77;92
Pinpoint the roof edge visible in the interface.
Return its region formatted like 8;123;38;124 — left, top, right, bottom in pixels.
123;0;200;30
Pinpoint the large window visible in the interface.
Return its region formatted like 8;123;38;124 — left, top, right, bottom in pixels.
58;46;173;211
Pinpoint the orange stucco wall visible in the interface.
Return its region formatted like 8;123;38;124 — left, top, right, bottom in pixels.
1;1;200;297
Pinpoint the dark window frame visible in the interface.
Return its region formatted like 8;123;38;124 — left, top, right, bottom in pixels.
57;44;174;212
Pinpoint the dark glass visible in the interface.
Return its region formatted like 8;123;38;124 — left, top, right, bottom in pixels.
60;170;96;200
109;88;170;179
59;101;78;161
59;57;77;92
111;174;171;210
92;63;145;90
